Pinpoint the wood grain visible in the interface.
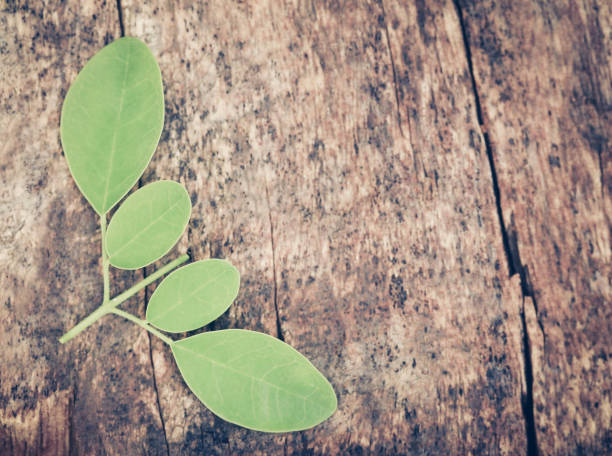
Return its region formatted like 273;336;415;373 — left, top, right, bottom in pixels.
123;0;526;453
457;0;611;453
0;2;168;454
0;0;609;454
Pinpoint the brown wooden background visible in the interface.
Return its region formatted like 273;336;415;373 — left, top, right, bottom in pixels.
0;1;610;454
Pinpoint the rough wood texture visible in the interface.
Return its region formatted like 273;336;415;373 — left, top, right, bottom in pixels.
457;1;612;453
0;2;168;455
0;1;609;455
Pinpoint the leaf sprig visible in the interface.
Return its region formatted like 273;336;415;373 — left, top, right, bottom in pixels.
59;37;337;433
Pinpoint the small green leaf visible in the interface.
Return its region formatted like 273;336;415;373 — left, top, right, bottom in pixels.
106;181;191;269
60;37;164;215
172;329;337;432
146;260;240;333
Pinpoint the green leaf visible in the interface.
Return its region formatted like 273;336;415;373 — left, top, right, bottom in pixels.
60;37;164;215
171;329;337;432
146;260;240;333
105;181;191;269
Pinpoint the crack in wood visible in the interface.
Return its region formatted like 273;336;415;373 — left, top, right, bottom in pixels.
519;296;538;456
146;331;171;456
452;2;540;455
507;232;546;340
69;385;77;456
139;203;170;456
380;0;404;138
120;0;169;444
137;183;170;455
264;183;285;342
116;0;125;38
131;147;170;454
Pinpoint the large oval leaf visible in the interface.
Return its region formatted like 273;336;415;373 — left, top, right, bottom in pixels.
106;181;191;269
60;37;164;215
146;260;240;332
172;329;337;432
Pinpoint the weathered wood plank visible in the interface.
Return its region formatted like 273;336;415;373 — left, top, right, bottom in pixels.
0;2;168;454
457;0;612;453
122;0;527;453
1;0;608;454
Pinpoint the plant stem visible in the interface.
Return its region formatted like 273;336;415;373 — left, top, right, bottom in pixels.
107;254;189;307
58;253;189;344
101;214;110;303
58;306;110;344
111;308;174;345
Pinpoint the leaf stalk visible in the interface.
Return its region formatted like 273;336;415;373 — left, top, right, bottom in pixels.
59;253;189;344
101;214;110;303
58;306;110;344
111;308;174;345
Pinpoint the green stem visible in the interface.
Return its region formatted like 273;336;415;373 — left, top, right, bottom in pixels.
107;254;189;307
111;308;174;346
59;253;189;344
58;306;110;344
101;214;110;303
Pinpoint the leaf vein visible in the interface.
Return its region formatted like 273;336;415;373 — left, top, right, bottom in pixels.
101;42;132;212
108;197;185;259
175;343;316;401
149;266;234;323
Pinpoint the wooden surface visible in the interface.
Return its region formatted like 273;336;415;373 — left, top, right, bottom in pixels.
0;0;609;454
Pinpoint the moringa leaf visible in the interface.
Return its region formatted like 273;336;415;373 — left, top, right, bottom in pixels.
58;37;338;435
60;37;164;215
106;181;191;269
172;329;337;432
146;260;240;333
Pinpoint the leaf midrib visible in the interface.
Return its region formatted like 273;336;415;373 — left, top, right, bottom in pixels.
102;42;132;212
148;266;234;325
108;196;185;260
174;341;323;404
